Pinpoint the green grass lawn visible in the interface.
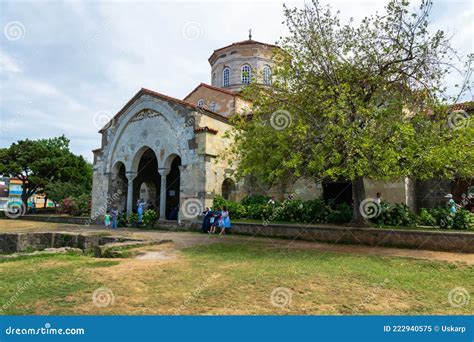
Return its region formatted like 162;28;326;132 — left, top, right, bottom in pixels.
0;242;472;315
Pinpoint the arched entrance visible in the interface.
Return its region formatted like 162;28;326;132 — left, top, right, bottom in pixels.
133;148;160;213
323;180;353;206
222;178;236;201
165;156;181;220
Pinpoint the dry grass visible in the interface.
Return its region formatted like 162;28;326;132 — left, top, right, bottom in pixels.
1;240;472;315
0;219;76;232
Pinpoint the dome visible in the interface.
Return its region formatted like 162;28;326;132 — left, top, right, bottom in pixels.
208;38;279;93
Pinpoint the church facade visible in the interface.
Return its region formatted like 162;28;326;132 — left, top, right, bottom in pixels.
91;38;463;220
91;39;279;219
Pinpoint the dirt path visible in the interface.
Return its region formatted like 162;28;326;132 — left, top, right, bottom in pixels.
2;220;473;265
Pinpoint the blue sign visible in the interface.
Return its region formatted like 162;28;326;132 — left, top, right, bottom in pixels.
0;316;472;342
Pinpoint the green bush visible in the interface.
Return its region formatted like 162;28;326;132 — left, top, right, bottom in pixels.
127;212;138;227
373;203;417;227
212;195;247;219
327;203;353;224
427;208;473;230
298;199;330;223
59;194;91;216
212;195;226;210
118;213;127;227
417;208;437;226
143;209;158;226
246;203;270;220
452;209;473;230
241;195;270;206
213;194;473;230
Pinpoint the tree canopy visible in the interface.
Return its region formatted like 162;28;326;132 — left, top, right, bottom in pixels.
0;136;92;208
230;0;473;224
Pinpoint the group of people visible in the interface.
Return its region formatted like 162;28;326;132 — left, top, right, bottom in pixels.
104;206;119;229
201;207;232;235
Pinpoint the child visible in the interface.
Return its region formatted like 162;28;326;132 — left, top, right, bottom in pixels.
104;211;111;228
209;207;221;234
220;206;231;236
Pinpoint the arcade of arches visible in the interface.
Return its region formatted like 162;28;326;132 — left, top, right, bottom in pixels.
108;148;181;220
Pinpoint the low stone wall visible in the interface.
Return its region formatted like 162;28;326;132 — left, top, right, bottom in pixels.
234;223;474;253
158;221;473;253
0;232;102;254
0;232;149;256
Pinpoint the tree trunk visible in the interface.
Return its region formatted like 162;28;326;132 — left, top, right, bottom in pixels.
21;183;29;211
350;176;371;227
43;196;48;208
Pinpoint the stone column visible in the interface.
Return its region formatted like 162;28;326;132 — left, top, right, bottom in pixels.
125;171;137;215
158;168;170;220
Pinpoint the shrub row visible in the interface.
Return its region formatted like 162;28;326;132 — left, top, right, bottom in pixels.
213;195;353;224
117;209;158;227
213;195;473;230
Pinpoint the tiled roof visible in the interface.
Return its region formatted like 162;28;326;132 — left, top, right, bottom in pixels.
194;126;218;135
183;82;242;101
208;39;280;62
451;101;474;111
98;88;230;133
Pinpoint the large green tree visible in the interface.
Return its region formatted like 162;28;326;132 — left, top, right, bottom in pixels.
231;0;473;224
0;136;92;209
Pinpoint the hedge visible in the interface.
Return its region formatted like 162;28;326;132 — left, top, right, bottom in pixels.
212;195;473;230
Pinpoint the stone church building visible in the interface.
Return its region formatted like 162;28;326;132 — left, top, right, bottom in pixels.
91;38;470;220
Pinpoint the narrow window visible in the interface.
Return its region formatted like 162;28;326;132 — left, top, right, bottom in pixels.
241;65;251;84
223;67;230;87
209;102;216;112
263;66;272;85
197;99;204;108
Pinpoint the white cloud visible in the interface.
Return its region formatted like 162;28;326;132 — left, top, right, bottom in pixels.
0;50;22;73
0;0;472;161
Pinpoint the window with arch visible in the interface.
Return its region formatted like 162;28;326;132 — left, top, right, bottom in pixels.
241;64;251;84
222;178;236;201
209;102;216;112
263;65;272;85
222;67;230;87
197;99;204;108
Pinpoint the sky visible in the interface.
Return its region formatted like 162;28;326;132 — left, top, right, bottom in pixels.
0;0;473;162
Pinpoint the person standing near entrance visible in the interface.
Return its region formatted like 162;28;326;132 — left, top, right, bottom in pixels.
137;199;145;225
104;211;111;229
111;206;119;229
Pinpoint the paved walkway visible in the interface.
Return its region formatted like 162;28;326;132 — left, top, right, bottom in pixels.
1;220;473;265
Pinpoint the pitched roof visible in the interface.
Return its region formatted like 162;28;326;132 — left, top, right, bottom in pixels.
183;82;242;101
451;101;474;112
208;39;280;63
194;126;218;135
98;88;230;133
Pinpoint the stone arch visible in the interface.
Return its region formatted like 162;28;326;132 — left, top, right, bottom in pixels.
130;145;159;173
132;147;161;213
104;96;191;174
222;178;236;201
